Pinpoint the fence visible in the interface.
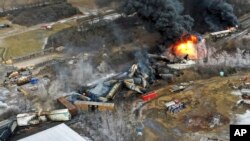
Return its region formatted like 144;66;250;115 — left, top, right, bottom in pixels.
12;48;54;63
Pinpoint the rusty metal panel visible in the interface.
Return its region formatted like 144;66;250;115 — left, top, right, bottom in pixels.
57;97;78;116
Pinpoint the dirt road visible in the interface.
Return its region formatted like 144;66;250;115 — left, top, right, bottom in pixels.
13;53;61;68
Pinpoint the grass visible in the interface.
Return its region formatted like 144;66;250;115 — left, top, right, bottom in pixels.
68;0;99;10
1;22;74;59
0;17;21;35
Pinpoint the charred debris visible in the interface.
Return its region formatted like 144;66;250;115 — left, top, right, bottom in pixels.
0;49;195;140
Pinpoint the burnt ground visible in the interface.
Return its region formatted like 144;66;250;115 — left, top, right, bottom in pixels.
45;16;161;68
6;2;81;26
45;16;161;49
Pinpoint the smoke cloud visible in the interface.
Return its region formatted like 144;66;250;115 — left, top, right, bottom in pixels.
121;0;194;43
183;0;238;32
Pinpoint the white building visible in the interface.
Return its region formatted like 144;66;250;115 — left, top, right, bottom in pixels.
18;124;87;141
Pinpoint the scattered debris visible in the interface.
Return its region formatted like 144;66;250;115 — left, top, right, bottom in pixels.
169;81;193;93
209;115;221;128
230;78;250;105
47;109;71;122
170;85;186;93
135;122;144;136
4;68;33;86
55;46;65;52
241;94;250;104
29;78;39;85
17;87;29;96
167;60;196;70
17;113;40;126
0;24;10;29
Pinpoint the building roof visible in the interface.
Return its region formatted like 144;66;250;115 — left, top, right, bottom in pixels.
18;124;86;141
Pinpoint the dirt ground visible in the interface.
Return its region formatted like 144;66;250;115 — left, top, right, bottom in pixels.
137;71;250;141
68;0;97;10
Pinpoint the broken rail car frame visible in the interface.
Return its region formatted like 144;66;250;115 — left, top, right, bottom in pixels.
57;97;78;116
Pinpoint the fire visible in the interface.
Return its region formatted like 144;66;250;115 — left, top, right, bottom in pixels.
172;35;199;60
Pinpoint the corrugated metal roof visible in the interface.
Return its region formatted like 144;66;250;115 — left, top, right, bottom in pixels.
18;124;86;141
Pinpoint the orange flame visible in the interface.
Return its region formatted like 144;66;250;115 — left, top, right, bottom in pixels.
172;35;198;60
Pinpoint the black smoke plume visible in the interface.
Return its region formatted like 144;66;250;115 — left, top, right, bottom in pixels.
183;0;238;32
121;0;194;43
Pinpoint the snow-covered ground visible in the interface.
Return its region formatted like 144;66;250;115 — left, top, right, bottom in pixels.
235;110;250;124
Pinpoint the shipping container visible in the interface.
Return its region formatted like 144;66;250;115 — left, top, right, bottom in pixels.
141;92;157;101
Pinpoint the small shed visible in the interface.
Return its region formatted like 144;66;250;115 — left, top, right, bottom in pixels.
18;124;86;141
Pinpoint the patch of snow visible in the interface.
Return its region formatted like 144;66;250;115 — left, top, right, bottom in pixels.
235;110;250;124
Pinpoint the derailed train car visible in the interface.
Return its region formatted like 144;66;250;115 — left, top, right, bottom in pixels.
209;27;238;41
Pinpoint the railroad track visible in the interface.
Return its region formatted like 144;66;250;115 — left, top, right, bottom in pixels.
239;13;250;23
240;13;250;29
213;14;250;51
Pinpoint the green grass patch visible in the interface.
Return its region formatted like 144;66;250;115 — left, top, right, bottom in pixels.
2;22;73;59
